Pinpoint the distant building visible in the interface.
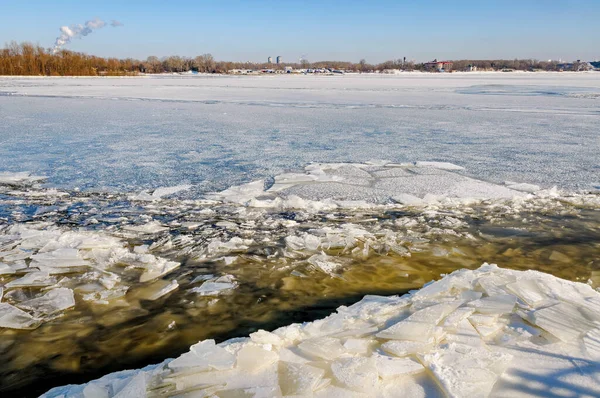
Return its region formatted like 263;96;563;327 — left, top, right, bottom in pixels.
424;59;453;72
268;56;273;64
276;56;282;64
590;61;600;70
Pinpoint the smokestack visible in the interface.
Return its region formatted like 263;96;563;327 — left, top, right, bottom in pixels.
52;18;123;53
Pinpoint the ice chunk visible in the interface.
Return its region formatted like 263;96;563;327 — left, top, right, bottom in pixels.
443;307;475;331
235;345;279;372
0;302;40;329
31;248;90;268
133;280;178;301
307;253;346;275
420;344;513;398
113;373;146;398
342;338;373;355
526;302;596;342
297;337;346;360
250;330;284;346
374;355;424;378
139;258;179;283
17;288;75;317
191;281;237;296
82;382;110;398
444;319;485;347
505;182;540;193
376;301;462;341
406;301;464;324
376;321;435;342
278;361;325;396
151;184;192;198
381;340;434;357
467;294;516;315
0;262;17;275
5;271;57;289
392;194;424;206
331;357;378;392
168;340;235;372
505;279;549;307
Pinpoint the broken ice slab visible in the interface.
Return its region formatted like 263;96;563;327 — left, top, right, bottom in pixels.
277;361;326;396
342;338;374;355
376;301;463;341
525;302;597;342
380;340;434;357
419;344;513;398
138;258;179;283
168;340;235;372
331;357;378;392
475;274;517;297
112;372;147;398
31;248;90;268
505;182;541;193
0;302;41;329
467;294;517;315
505;279;549;307
376;320;436;342
16;288;75;317
190;280;237;296
235;345;279;372
5;271;57;289
297;337;346;360
443;307;475;331
469;314;506;338
131;280;178;301
0;262;17;275
374;354;424;378
307;253;347;275
445;318;486;348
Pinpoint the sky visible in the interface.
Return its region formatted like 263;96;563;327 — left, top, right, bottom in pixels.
0;0;599;63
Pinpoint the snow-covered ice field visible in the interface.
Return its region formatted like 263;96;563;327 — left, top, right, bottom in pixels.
1;73;599;194
0;74;599;397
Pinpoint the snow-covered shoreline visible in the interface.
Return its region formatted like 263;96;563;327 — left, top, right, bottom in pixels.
42;264;600;398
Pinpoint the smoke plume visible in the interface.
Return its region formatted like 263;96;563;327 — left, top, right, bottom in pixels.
53;18;123;53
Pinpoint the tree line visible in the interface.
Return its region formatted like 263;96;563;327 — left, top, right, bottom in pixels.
1;41;570;76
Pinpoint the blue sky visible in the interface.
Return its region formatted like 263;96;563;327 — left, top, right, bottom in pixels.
1;0;598;62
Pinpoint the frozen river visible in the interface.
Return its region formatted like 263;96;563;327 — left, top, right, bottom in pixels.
0;73;599;396
1;73;599;195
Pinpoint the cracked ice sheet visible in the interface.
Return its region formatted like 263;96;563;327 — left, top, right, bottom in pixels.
212;162;527;207
42;264;600;398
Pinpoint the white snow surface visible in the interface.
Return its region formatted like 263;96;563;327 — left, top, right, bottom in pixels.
1;74;599;194
42;264;600;398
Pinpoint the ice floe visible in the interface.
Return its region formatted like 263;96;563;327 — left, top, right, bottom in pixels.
209;162;531;208
41;264;600;397
0;223;182;327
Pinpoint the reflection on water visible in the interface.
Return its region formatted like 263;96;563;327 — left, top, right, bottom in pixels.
0;188;598;396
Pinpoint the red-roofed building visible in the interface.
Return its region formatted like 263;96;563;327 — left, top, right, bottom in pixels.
424;59;453;72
